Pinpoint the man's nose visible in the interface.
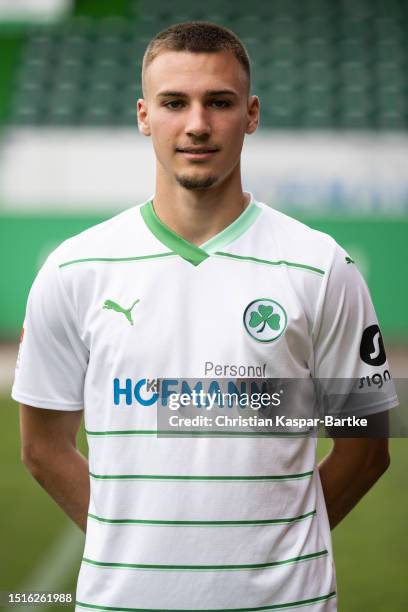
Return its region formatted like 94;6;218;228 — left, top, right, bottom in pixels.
185;104;211;139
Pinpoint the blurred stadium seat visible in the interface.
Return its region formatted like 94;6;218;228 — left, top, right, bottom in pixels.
1;0;406;129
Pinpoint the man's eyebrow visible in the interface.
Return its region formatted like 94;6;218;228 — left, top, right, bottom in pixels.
157;91;187;98
156;89;239;98
205;89;238;96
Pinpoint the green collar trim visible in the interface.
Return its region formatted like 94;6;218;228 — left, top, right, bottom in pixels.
140;198;261;266
140;201;208;266
201;200;262;254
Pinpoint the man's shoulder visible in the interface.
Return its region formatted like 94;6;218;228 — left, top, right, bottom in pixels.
252;202;339;271
46;202;164;268
258;202;336;248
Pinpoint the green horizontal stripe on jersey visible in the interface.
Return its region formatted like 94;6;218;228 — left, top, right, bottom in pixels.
214;251;325;275
87;509;316;526
88;471;314;482
85;429;308;437
82;549;328;572
59;252;175;268
76;591;336;611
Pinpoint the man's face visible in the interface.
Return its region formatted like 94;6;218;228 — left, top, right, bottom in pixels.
138;50;259;190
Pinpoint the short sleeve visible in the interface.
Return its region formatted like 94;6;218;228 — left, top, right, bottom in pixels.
312;243;398;416
11;254;89;410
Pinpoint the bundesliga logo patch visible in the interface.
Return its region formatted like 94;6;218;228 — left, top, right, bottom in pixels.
243;299;287;343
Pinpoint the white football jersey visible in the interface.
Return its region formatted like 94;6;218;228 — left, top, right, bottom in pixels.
12;195;398;611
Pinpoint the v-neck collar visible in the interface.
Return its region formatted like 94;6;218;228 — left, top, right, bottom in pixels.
140;195;262;266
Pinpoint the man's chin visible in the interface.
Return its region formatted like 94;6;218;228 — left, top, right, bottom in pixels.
175;173;218;191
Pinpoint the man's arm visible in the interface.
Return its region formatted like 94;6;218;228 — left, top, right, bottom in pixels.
318;435;390;530
20;404;90;533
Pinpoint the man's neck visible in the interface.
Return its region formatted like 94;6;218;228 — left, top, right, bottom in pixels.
152;171;250;246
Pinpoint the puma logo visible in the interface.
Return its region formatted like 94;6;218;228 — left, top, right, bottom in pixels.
103;298;140;326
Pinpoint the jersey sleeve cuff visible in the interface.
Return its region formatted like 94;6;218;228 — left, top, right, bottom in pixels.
340;394;399;417
11;388;84;411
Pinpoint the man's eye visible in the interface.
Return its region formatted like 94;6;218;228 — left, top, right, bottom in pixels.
164;101;184;109
210;100;231;108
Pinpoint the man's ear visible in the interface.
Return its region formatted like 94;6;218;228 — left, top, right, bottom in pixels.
246;95;260;135
137;99;151;136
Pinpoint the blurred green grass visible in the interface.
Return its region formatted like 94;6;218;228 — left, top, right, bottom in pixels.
1;395;407;611
1;396;87;610
317;438;407;611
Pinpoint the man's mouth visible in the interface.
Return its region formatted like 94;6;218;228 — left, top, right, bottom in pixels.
176;147;220;160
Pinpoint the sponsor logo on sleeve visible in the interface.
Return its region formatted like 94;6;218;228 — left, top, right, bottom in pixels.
360;324;386;366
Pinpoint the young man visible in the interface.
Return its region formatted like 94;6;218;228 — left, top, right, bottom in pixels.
13;22;398;612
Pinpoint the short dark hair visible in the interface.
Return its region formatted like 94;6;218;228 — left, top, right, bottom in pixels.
142;21;251;88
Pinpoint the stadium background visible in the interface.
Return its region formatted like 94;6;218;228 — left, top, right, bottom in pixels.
0;0;406;610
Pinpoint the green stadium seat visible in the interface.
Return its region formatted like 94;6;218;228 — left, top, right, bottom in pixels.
375;40;404;63
376;61;404;88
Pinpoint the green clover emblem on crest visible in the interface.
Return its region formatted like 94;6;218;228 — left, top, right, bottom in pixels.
249;304;281;333
243;299;287;343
